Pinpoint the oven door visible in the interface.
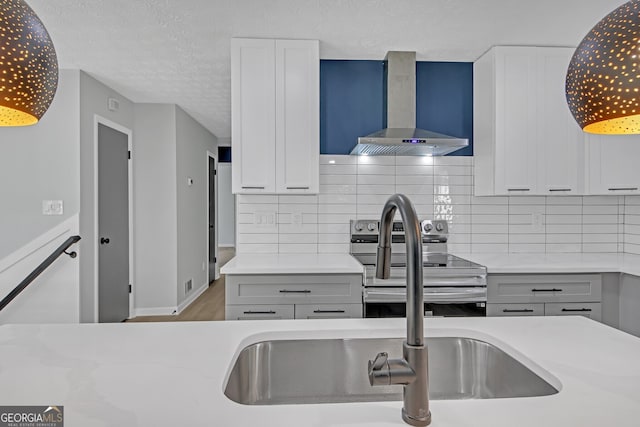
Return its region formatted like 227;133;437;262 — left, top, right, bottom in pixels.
363;286;487;318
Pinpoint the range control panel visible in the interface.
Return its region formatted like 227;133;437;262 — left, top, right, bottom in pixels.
350;219;449;243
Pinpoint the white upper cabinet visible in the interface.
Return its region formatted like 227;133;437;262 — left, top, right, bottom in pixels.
537;48;584;194
231;38;319;194
586;134;640;195
474;46;584;196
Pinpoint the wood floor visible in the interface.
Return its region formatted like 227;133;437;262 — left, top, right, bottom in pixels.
127;248;234;322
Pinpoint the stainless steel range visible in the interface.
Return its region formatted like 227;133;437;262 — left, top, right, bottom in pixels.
350;219;487;317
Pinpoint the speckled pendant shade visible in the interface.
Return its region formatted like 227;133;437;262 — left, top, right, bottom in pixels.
566;0;640;134
0;0;58;126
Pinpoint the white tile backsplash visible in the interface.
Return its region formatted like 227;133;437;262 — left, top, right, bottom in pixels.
236;156;632;255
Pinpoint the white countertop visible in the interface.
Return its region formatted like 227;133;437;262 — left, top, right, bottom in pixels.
221;251;640;277
221;253;365;275
1;316;640;427
453;252;640;276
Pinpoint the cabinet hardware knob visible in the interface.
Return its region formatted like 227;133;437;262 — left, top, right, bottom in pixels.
608;187;638;191
286;186;310;190
279;289;311;293
503;309;534;313
549;189;572;192
507;188;530;191
244;310;276;314
531;288;562;292
313;309;345;314
242;186;265;189
561;308;592;312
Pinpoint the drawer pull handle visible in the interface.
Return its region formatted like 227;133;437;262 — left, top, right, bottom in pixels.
608;187;638;191
503;309;534;313
507;188;530;192
242;186;266;189
313;309;346;314
561;308;592;312
286;186;310;190
243;310;276;314
549;189;572;192
279;289;312;294
531;288;563;292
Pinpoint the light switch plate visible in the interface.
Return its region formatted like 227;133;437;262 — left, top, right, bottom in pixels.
42;200;63;215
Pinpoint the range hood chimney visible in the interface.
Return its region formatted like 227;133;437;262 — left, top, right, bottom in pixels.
351;51;468;156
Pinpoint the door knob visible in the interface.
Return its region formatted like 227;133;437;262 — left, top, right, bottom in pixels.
100;237;110;245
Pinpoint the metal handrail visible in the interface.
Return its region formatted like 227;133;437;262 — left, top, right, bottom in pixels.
0;235;81;312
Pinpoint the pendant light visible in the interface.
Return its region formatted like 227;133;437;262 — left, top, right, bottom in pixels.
0;0;58;126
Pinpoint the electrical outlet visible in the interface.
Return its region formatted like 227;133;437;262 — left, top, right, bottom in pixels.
292;211;303;225
42;200;63;215
184;279;193;294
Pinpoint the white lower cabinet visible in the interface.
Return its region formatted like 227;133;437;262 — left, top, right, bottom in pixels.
544;302;602;320
487;274;603;322
226;304;294;321
225;274;363;320
295;303;362;319
487;303;544;317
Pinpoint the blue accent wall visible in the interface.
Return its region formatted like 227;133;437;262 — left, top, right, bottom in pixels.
320;60;473;156
320;60;384;155
416;62;473;156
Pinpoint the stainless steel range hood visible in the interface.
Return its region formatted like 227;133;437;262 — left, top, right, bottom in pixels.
351;51;468;156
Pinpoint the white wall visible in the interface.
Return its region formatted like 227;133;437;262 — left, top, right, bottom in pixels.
218;163;235;247
79;71;135;322
236;155;624;255
175;106;217;305
0;215;80;324
0;69;80;260
0;70;81;323
132;104;178;312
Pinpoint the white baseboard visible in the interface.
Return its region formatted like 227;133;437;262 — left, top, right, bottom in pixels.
133;306;178;317
177;282;208;314
218;244;235;248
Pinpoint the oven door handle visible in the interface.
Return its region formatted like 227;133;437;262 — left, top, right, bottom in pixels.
364;287;487;303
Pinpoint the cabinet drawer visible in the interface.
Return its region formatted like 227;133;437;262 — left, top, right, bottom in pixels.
545;302;602;321
226;274;362;304
295;303;362;319
488;274;602;303
225;304;294;320
487;303;544;317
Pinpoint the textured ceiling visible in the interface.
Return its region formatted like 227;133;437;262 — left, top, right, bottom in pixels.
27;0;625;139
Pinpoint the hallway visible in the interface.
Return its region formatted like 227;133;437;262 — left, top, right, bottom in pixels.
127;247;234;322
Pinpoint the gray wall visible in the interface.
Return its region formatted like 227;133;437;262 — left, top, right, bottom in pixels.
0;69;80;259
175;106;218;305
218;163;236;247
79;71;134;322
133;104;178;311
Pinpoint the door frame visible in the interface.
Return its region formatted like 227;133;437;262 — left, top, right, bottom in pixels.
93;115;134;322
206;151;219;282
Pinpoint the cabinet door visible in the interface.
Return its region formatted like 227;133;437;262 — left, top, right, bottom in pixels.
586;133;640;194
231;38;277;193
488;274;602;303
495;47;538;194
295;303;362;319
225;304;294;320
487;303;544;317
537;48;584;195
544;302;601;322
275;40;319;193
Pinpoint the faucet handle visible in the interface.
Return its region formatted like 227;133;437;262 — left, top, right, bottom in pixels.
369;352;388;371
368;352;390;386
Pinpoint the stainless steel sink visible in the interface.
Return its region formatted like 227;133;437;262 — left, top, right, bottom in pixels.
224;337;558;405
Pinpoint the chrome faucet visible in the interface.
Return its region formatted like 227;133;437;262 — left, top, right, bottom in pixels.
368;194;430;426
